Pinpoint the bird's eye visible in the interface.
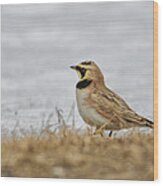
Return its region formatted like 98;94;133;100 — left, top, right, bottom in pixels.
81;68;85;73
80;68;86;78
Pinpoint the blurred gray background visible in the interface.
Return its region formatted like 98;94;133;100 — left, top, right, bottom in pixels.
1;1;154;134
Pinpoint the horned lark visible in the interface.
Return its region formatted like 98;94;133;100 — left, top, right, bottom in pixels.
70;61;153;136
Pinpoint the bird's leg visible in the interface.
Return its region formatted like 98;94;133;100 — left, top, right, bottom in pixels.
94;124;107;137
108;130;113;137
106;114;117;138
93;126;100;135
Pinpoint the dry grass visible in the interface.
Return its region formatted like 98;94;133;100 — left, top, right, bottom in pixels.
1;128;154;180
1;107;154;180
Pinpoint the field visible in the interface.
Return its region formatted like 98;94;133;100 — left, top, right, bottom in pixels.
1;126;154;180
1;2;154;181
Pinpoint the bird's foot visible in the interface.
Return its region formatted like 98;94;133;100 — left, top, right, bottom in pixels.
93;124;107;137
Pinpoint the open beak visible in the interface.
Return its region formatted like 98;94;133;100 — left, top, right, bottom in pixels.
70;65;77;70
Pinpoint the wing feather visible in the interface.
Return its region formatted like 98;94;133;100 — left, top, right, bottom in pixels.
89;87;151;129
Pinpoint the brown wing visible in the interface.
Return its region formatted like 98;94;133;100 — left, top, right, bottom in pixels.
89;87;153;129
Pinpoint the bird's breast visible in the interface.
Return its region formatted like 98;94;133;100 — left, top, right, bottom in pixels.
76;88;107;127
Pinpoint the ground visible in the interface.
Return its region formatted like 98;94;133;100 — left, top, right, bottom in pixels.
1;128;154;180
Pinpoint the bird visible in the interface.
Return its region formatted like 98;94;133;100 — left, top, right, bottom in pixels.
70;60;153;137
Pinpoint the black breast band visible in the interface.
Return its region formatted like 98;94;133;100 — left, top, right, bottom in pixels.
76;79;92;89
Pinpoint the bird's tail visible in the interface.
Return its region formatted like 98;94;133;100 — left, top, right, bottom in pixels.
145;119;154;128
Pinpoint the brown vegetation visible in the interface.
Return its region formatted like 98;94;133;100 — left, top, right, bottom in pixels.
1;128;154;180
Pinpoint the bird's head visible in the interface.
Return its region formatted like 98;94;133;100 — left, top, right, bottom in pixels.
70;61;104;85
